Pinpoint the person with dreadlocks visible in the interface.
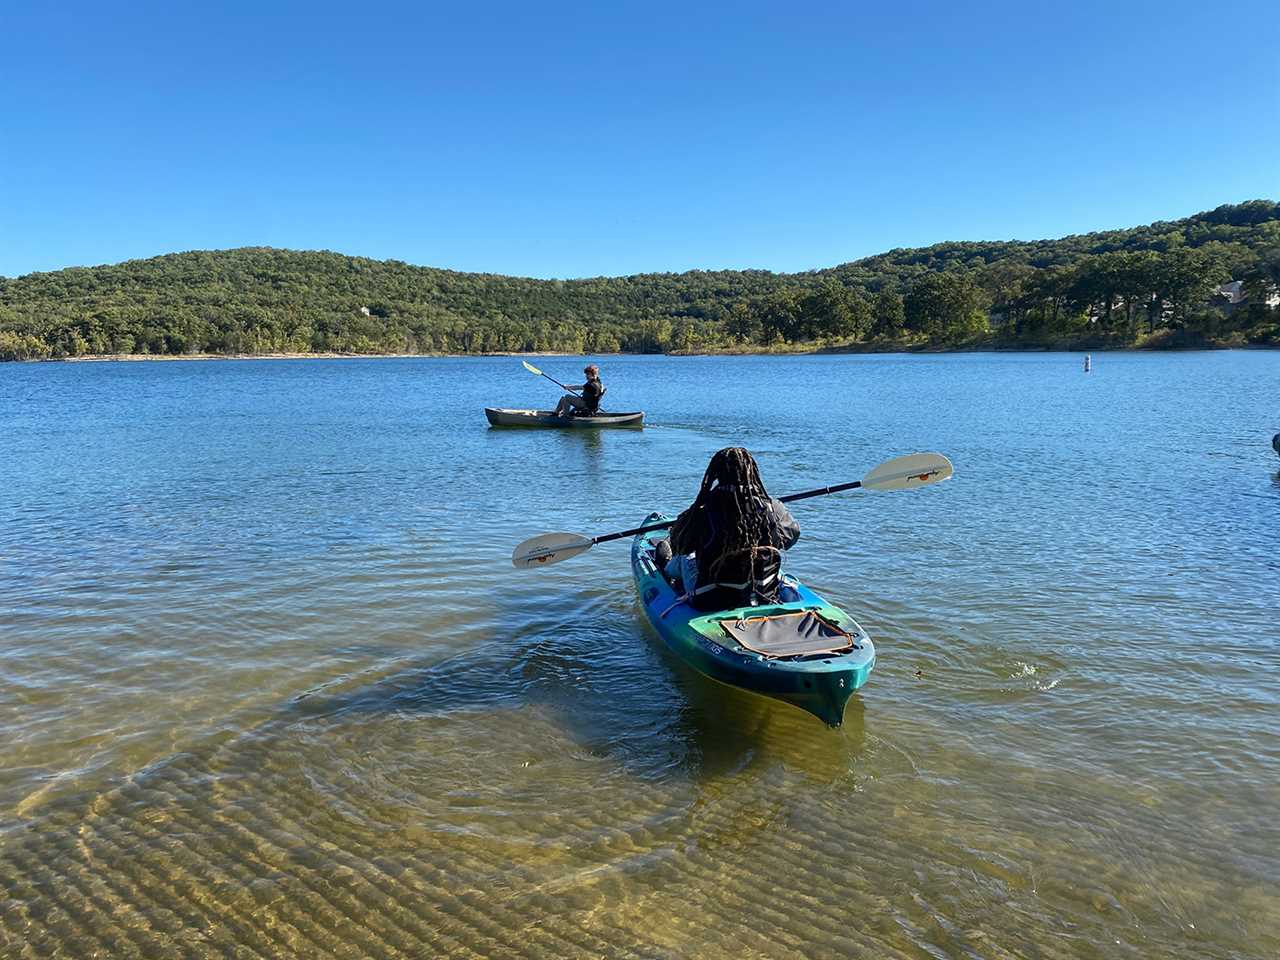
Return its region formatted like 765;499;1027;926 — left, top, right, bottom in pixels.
554;364;606;418
655;447;800;611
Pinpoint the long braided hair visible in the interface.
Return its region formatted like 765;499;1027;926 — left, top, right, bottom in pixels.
688;447;780;559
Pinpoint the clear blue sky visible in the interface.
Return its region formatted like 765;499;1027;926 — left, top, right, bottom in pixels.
2;0;1276;279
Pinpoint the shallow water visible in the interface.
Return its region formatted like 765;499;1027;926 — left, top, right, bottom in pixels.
2;352;1278;958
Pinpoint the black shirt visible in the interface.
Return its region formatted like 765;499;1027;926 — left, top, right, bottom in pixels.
581;378;603;412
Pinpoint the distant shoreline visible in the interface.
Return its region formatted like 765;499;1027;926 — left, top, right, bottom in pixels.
55;351;580;363
4;202;1276;363
33;339;1274;363
12;335;1276;365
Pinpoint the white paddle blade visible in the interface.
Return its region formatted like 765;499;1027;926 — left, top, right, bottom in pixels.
521;360;543;376
512;532;593;569
861;452;953;492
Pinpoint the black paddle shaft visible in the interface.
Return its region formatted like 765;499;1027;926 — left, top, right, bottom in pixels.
591;480;865;545
779;479;863;503
541;371;581;396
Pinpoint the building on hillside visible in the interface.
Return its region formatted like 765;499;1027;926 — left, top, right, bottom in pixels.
1210;280;1279;314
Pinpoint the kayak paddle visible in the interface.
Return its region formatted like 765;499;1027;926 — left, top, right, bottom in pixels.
512;452;953;569
522;360;580;396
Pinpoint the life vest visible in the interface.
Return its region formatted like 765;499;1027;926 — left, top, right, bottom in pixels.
582;379;604;412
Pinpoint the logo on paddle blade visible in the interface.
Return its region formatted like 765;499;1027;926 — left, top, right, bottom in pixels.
909;469;939;482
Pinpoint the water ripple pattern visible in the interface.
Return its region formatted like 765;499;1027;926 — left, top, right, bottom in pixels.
1;353;1278;958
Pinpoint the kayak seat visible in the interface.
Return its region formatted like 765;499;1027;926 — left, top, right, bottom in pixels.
645;539;683;591
573;386;606;417
720;611;857;659
652;537;673;567
656;545;788;617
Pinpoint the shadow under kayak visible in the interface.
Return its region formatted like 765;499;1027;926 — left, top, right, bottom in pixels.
631;512;875;727
485;408;645;428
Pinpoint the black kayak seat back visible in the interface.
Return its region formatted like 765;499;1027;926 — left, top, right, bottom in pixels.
689;545;782;611
658;544;782;617
565;387;606;417
580;384;605;414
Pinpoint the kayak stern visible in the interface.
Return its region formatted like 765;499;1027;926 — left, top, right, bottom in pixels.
775;661;874;727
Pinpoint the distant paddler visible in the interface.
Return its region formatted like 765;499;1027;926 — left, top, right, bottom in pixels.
520;360;608;418
553;363;606;418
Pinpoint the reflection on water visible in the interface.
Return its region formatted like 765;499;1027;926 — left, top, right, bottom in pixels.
2;353;1278;958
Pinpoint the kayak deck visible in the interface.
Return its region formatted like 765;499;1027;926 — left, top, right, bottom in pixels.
631;513;874;727
485;407;644;428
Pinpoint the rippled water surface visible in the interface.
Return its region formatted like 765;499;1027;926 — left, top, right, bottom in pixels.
2;353;1278;959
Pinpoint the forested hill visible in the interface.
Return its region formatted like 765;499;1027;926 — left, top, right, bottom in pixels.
2;200;1278;360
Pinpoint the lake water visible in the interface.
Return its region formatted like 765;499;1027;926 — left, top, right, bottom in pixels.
2;352;1278;959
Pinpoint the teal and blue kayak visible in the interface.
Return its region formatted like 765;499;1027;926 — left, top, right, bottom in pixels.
631;512;875;727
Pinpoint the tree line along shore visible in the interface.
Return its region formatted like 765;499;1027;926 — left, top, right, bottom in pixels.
2;201;1277;362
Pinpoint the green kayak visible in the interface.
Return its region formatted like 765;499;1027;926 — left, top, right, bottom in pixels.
631;512;875;727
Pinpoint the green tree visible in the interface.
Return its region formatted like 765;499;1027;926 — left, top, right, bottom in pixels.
978;262;1034;334
757;289;802;343
724;300;762;343
904;273;987;341
798;282;871;341
871;290;905;338
1018;267;1073;336
1156;247;1230;327
1241;246;1280;326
